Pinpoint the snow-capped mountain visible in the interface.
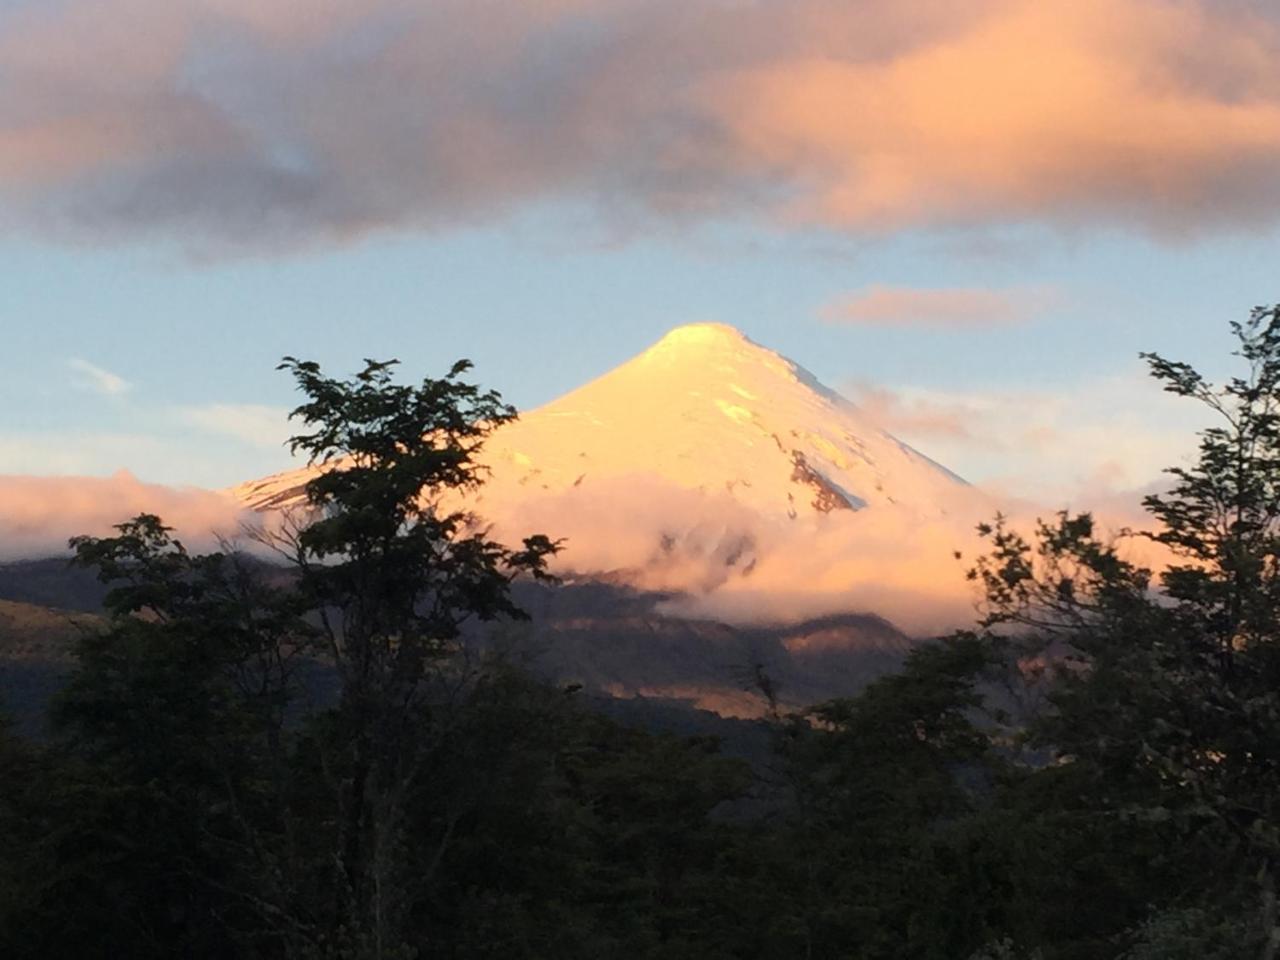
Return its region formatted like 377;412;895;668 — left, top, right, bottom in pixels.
237;322;965;516
481;322;968;517
234;323;986;633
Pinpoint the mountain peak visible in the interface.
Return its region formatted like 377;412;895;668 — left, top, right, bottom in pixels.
236;322;967;526
231;323;979;638
639;322;801;387
643;323;768;365
650;322;753;351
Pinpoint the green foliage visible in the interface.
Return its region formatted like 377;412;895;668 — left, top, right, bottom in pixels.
745;635;1003;960
272;357;561;955
963;305;1280;956
277;356;558;644
1119;907;1261;960
967;940;1042;960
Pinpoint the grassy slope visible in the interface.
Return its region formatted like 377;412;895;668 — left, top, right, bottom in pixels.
0;599;99;736
0;599;97;662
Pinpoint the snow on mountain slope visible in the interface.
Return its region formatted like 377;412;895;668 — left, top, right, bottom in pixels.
234;324;991;632
474;322;966;518
237;323;964;514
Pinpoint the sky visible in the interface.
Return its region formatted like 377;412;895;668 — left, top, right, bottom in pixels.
4;0;1280;504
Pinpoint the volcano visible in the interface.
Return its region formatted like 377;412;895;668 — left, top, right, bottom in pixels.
237;323;966;521
234;323;984;635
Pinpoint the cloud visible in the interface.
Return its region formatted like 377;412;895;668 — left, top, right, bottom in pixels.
848;385;978;438
0;471;250;559
0;457;987;631
821;285;1049;328
471;472;989;635
4;0;1280;250
68;358;131;396
0;456;1170;637
473;469;1177;636
179;404;292;449
845;371;1208;502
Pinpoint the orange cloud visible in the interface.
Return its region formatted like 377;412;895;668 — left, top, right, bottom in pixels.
470;472;992;635
3;0;1280;246
704;0;1280;234
847;385;978;439
0;472;250;559
822;286;1047;328
0;465;1169;635
473;470;1179;636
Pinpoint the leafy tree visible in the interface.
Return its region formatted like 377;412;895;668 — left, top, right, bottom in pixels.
967;305;1280;957
754;636;1000;960
404;669;752;959
267;356;559;955
7;516;306;958
17;357;563;958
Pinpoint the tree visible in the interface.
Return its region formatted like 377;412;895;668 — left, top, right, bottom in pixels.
27;515;305;958
40;357;561;958
266;356;559;956
967;305;1280;958
757;636;1000;960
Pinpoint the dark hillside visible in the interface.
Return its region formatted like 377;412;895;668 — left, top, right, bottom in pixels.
0;599;98;736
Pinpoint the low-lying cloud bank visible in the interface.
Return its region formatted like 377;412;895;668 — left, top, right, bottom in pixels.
0;469;1166;637
476;474;1163;637
0;472;250;560
4;0;1280;249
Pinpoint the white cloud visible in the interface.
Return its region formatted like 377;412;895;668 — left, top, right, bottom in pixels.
68;357;131;396
821;285;1054;328
845;370;1208;502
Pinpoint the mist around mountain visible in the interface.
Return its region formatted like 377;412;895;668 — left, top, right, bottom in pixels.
0;323;1000;636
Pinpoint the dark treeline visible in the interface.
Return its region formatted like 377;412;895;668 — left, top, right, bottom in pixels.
5;310;1280;958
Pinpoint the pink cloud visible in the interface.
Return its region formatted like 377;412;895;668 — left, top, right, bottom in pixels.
463;471;996;635
822;286;1047;328
703;0;1280;234
2;0;1280;248
0;472;251;560
843;374;1204;503
0;464;1175;636
846;385;979;439
475;470;1177;636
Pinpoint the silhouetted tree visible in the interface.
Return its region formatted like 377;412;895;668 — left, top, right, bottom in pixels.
268;356;559;955
967;306;1280;957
